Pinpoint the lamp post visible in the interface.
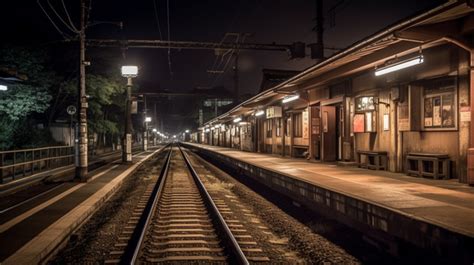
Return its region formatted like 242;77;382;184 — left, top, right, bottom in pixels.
144;116;151;151
121;65;138;163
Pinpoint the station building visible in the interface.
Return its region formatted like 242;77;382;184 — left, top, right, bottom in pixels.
192;0;474;184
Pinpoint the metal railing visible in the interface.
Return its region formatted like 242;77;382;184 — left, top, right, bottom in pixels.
0;146;74;184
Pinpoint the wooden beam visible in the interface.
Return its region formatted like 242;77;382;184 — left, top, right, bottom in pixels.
394;19;461;42
299;41;420;90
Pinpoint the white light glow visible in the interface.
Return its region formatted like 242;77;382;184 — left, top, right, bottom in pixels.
205;128;210;132
121;65;138;77
152;128;157;132
233;117;242;123
255;110;265;116
282;94;299;103
0;85;7;91
185;129;190;133
173;135;176;138
375;55;423;76
145;117;152;122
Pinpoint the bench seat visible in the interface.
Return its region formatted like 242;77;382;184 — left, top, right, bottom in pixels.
357;150;388;170
406;153;450;179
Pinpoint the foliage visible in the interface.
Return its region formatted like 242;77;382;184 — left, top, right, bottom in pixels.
0;47;54;120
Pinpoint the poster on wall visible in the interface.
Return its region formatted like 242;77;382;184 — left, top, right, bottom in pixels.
433;97;442;126
398;101;410;131
365;112;373;132
353;114;365;133
424;98;433;126
383;114;390;131
303;109;309;139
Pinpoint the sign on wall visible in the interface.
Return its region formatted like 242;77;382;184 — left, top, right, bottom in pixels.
353;114;365;133
266;106;282;118
303;109;309;139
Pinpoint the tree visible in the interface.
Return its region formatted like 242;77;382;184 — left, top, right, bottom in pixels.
0;47;54;120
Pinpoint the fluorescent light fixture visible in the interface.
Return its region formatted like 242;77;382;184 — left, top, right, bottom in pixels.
145;117;152;122
152;128;157;132
239;121;249;126
0;85;7;91
173;135;176;138
185;129;190;133
121;65;138;77
255;110;265;116
375;55;424;76
282;94;299;103
233;117;242;123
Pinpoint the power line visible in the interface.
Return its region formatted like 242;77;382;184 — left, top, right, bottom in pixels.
37;0;71;39
46;0;79;33
166;0;173;78
152;0;163;40
61;0;79;32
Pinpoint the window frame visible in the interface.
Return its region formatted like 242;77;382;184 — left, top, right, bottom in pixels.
293;112;303;137
422;85;457;131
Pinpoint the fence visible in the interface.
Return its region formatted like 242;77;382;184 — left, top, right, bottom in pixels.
0;146;74;184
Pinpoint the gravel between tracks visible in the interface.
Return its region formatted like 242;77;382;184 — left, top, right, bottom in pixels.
48;152;165;264
187;150;360;264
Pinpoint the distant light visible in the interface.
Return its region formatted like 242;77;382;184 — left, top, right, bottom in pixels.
121;65;138;77
375;55;423;76
233;117;242;123
0;85;7;91
205;128;210;132
282;94;299;104
255;110;265;116
185;129;190;133
145;117;152;122
173;135;176;138
239;121;249;126
152;128;157;132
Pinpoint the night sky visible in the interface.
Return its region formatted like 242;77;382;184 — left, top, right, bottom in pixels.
2;0;443;133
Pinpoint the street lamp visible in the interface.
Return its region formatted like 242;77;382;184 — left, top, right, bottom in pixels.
143;116;151;151
0;85;7;91
121;65;138;163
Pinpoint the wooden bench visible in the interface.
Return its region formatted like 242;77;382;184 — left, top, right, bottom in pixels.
357;150;388;170
406;153;450;179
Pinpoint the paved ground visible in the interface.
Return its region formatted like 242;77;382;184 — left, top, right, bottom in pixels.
187;143;474;239
0;147;163;264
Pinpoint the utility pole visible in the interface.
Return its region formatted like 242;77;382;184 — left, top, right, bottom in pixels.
76;0;88;181
309;0;325;60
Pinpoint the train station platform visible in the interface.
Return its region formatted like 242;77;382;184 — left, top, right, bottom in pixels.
184;143;474;262
0;146;163;265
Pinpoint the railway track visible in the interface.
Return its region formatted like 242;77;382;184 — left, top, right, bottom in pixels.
106;144;251;264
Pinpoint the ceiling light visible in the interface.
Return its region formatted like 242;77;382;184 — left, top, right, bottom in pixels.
255;110;265;116
233;117;242;123
375;55;423;76
282;94;299;104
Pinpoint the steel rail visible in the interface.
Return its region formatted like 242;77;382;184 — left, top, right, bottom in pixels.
178;144;250;265
120;144;172;265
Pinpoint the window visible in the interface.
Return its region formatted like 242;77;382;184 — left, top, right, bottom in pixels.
276;118;282;137
423;79;456;130
354;96;377;133
265;119;273;138
294;113;303;137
